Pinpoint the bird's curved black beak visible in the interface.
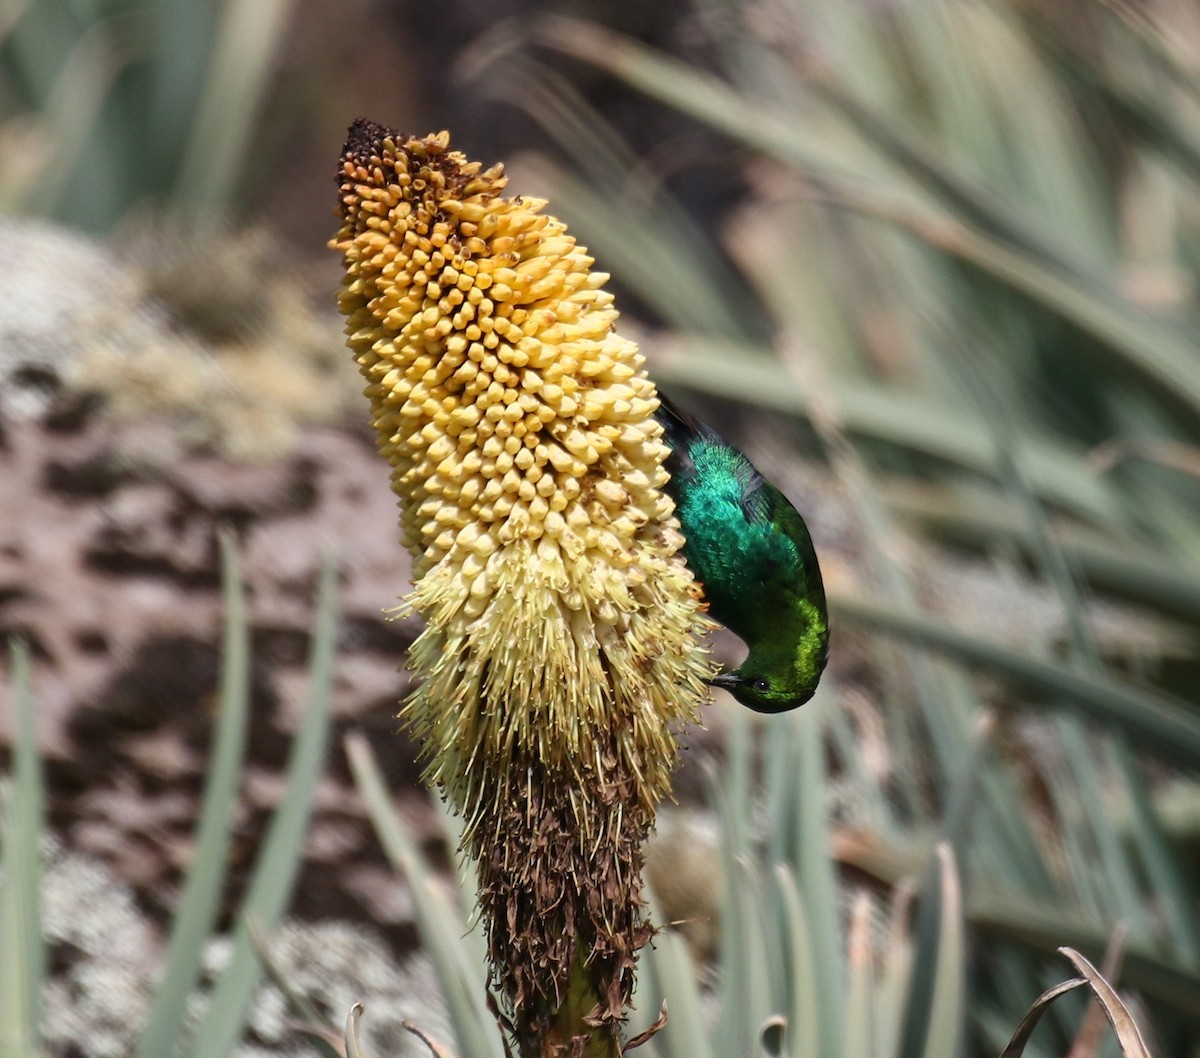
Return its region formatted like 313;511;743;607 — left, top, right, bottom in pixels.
710;672;741;691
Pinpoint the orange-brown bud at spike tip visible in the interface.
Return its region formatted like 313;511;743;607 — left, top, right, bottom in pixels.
330;119;716;1055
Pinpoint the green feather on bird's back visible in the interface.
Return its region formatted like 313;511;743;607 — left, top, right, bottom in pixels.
655;392;829;713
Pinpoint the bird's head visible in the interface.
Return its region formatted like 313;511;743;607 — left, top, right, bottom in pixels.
710;668;817;713
710;617;829;714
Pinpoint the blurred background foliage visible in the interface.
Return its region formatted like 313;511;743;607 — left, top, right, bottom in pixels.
4;0;1200;1056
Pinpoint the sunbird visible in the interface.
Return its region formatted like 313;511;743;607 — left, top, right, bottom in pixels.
655;393;829;712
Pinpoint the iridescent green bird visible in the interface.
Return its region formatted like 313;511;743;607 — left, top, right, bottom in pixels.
656;393;829;713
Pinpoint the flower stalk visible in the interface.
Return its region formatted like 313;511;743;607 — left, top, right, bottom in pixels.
331;119;714;1056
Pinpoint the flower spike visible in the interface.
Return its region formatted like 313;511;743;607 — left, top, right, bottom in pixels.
332;118;715;1055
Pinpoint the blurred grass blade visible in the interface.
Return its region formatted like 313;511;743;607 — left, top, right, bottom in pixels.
1058;947;1153;1058
403;1019;458;1058
997;977;1086;1058
346;731;505;1058
937;711;991;848
639;886;714;1058
134;529;251;1058
148;0;217;158
713;770;753;1057
721;707;753;861
248;919;343;1058
534;17;1200;422
774;867;820;1058
530;16;864;185
812;176;1200;431
1019;6;1200;178
881;204;1200;423
2;0;72;101
345;1003;366;1058
1082;0;1200;108
793;705;844;1057
898;844;964;1058
456;41;636;187
188;553;339;1058
712;708;755;1056
877;882;917;1058
808;74;1087;276
832;595;1200;766
172;0;295;218
923;845;964;1058
842;827;1200;1017
524;165;755;342
886;487;1200;626
971;892;1200;1018
651;347;1126;526
842;893;875;1058
765;713;800;868
1112;742;1200;970
0;640;44;1058
726;864;775;1058
0;18;122;216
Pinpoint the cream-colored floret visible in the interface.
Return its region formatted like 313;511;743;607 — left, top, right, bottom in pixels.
332;124;715;837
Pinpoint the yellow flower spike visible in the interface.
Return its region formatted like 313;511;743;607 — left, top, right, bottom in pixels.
332;119;716;1056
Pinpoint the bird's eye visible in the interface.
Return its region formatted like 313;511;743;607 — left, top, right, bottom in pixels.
753;677;770;693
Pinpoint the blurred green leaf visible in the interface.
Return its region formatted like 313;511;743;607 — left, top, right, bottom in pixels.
1;0;294;228
346;732;506;1058
0;640;44;1058
898;844;955;1058
838;827;1200;1021
533;16;1200;425
187;553;339;1058
921;846;965;1058
793;704;844;1058
885;486;1200;626
635;911;713;1058
133;529;251;1058
841;893;875;1058
773;867;821;1058
832;595;1200;766
653;348;1128;526
1113;742;1200;971
171;0;295;220
878;884;918;1058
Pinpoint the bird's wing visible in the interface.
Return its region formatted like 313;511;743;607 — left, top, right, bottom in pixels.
654;390;715;489
772;493;825;602
655;391;725;454
654;390;713;439
735;461;771;524
656;390;760;488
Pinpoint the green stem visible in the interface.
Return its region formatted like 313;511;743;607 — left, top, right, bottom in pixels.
532;946;622;1058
